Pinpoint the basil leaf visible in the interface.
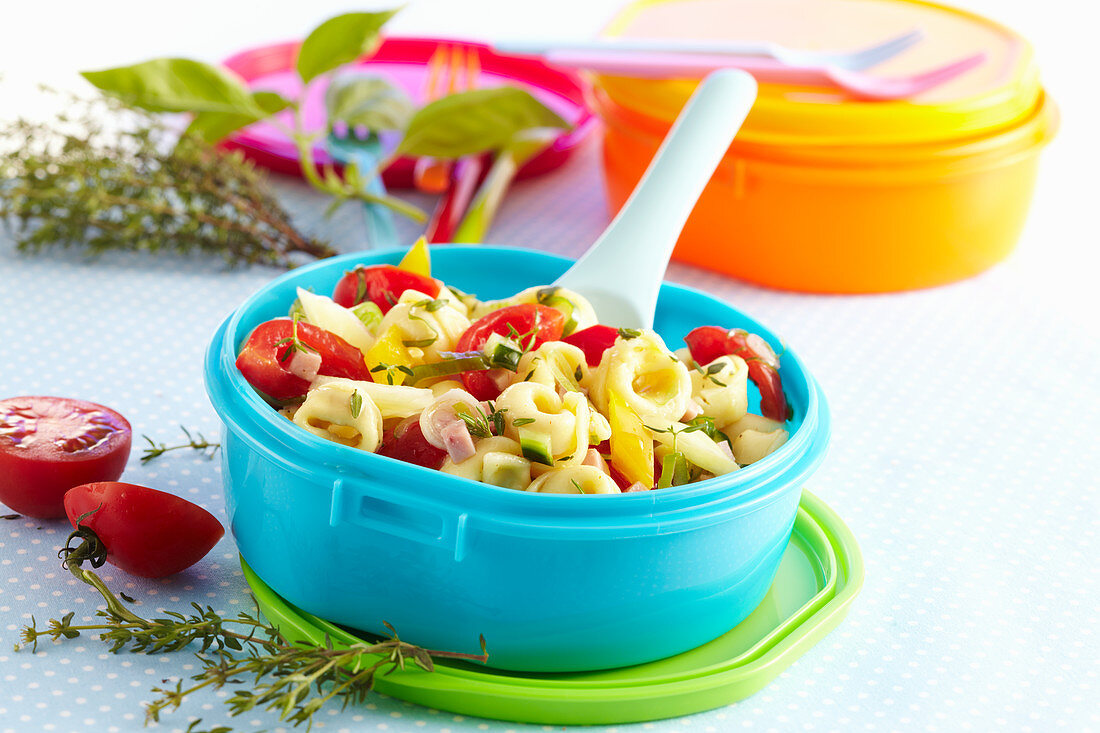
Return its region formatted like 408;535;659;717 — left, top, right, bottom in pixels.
295;10;398;84
81;58;261;116
185;90;292;143
397;87;569;158
325;73;414;131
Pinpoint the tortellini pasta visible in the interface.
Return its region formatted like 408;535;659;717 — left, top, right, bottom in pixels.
588;331;692;427
377;289;470;361
724;413;785;437
293;380;383;451
731;428;788;465
311;377;433;419
496;382;591;467
724;413;789;465
689;354;749;426
245;260;795;494
526;465;621;494
515;341;588;393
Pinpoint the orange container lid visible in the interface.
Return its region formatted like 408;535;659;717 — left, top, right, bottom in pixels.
597;0;1044;149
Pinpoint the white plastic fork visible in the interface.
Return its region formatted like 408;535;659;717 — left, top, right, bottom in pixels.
553;69;757;330
494;29;922;72
544;50;987;102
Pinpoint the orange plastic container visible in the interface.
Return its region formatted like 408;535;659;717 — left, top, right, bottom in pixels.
593;0;1059;293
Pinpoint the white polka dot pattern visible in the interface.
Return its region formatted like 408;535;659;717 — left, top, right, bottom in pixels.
0;146;1096;733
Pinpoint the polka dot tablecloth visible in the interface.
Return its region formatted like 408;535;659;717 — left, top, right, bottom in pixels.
1;143;1097;733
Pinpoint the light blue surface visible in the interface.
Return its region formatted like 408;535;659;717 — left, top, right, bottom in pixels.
1;149;1096;732
204;245;829;672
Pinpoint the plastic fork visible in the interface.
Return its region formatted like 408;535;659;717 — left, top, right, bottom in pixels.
422;46;486;242
544;49;986;101
417;46;480;193
494;29;923;72
326;92;399;249
553;69;758;330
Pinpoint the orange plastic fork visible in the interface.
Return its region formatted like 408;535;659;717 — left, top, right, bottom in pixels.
415;46;480;193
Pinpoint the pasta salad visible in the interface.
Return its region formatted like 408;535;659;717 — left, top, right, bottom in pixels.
235;244;792;494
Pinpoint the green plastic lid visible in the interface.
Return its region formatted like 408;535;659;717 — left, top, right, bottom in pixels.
242;489;864;725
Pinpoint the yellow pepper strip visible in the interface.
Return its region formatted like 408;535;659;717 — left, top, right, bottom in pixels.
364;326;413;386
397;236;431;277
608;389;654;488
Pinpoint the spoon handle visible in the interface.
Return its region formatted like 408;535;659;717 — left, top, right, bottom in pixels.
555;69;757;329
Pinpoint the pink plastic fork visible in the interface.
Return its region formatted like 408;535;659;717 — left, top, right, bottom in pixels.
546;50;987;101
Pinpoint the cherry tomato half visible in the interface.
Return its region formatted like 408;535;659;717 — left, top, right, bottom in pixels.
562;325;620;366
332;265;441;314
64;482;224;578
683;326;729;368
456;304;566;400
726;330;787;423
685;326;789;422
236;319;373;401
377;420;447;470
0;397;131;519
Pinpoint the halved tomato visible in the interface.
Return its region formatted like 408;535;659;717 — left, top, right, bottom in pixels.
377;420;447;470
0;396;132;519
332;265;441;314
562;325;619;366
684;326;788;422
455;304;566;400
235;319;372;401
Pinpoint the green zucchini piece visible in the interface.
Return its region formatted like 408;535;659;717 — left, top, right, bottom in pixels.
518;427;554;466
489;341;523;371
482;453;531;491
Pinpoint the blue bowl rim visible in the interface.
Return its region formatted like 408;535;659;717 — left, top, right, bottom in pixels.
204;245;830;534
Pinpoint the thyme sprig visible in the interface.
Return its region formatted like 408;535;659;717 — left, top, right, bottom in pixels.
695;361;729;388
275;313;320;362
454;401;506;439
0;92;335;269
18;528;488;731
369;362;415;385
141;426;221;464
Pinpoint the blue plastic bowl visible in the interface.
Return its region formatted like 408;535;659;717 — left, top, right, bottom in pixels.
204;246;830;672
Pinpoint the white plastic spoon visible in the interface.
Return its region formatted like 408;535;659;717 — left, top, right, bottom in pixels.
553;69;757;329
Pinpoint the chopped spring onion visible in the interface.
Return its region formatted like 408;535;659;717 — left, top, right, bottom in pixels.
657;451;691;489
536;287;578;336
351;301;383;331
406;352;491;383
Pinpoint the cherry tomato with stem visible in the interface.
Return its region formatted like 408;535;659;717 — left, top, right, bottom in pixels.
236;319;373;401
62;482;224;579
332;265;441;314
0;396;131;519
455;304;566;400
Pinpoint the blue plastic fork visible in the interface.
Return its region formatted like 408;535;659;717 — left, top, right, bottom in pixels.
325;122;399;250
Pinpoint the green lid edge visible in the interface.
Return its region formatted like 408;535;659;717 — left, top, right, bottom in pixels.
242;488;864;725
